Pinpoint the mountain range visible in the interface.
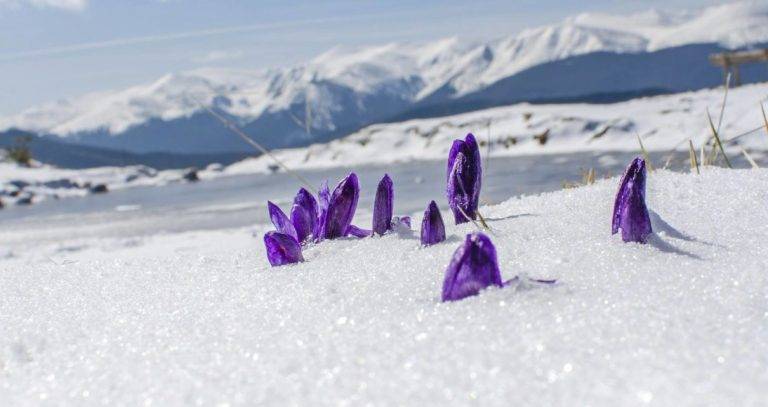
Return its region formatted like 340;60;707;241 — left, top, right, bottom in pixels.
2;1;768;160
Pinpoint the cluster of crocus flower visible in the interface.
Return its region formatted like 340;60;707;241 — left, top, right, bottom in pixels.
612;156;652;243
264;172;422;266
263;130;656;303
264;173;363;266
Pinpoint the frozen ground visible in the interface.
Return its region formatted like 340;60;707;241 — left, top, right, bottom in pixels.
0;167;766;405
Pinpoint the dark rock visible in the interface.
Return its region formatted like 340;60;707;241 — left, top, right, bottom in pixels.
42;178;78;189
16;194;33;205
89;184;109;194
8;180;29;189
182;168;199;182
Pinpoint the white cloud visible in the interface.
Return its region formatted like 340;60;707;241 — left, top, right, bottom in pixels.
0;0;88;11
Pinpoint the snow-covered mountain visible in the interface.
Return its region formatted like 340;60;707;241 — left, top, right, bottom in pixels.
222;81;768;175
2;1;768;155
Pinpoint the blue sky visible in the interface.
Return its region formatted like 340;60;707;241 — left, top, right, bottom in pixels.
0;0;719;115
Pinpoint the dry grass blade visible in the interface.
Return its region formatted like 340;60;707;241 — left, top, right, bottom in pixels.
688;140;700;174
706;108;733;169
636;134;654;172
455;204;491;234
722;125;765;145
476;210;491;230
739;146;760;169
587;168;596;185
193;98;317;193
485;119;492;174
761;102;768;138
716;72;731;133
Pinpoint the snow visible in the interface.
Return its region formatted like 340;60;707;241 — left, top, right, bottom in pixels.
0;167;766;405
2;1;766;137
225;81;768;175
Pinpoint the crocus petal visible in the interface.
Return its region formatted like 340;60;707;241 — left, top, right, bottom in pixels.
372;174;394;235
263;231;304;266
421;200;446;246
268;201;298;241
314;181;331;242
447;139;466;179
446;133;482;224
347;224;372;238
324;173;360;239
447;153;473;224
291;188;318;242
442;232;503;302
611;157;652;243
464;133;482;206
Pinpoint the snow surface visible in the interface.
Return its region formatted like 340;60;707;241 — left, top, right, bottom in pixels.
226;81;768;175
1;168;767;405
2;1;766;136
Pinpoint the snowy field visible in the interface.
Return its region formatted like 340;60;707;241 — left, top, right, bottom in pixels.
1;167;766;405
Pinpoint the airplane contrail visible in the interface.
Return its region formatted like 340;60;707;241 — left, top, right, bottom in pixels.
0;14;381;62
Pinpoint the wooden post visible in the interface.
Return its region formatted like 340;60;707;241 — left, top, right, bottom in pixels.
709;49;768;88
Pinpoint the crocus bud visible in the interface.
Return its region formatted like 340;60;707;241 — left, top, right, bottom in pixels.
442;232;502;302
291;188;318;242
372;174;394;236
268;201;298;241
314;181;331;242
263;231;304;266
612;157;652;243
323;172;360;239
446;133;482;224
421;200;446;246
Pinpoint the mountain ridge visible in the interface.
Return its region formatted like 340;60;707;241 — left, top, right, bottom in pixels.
1;1;767;155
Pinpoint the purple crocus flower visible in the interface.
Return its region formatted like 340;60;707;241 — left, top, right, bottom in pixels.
290;188;318;242
268;201;298;241
442;232;502;302
372;174;394;236
320;172;360;240
446;133;482;224
263;231;304;266
612;156;652;243
421;200;446;246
